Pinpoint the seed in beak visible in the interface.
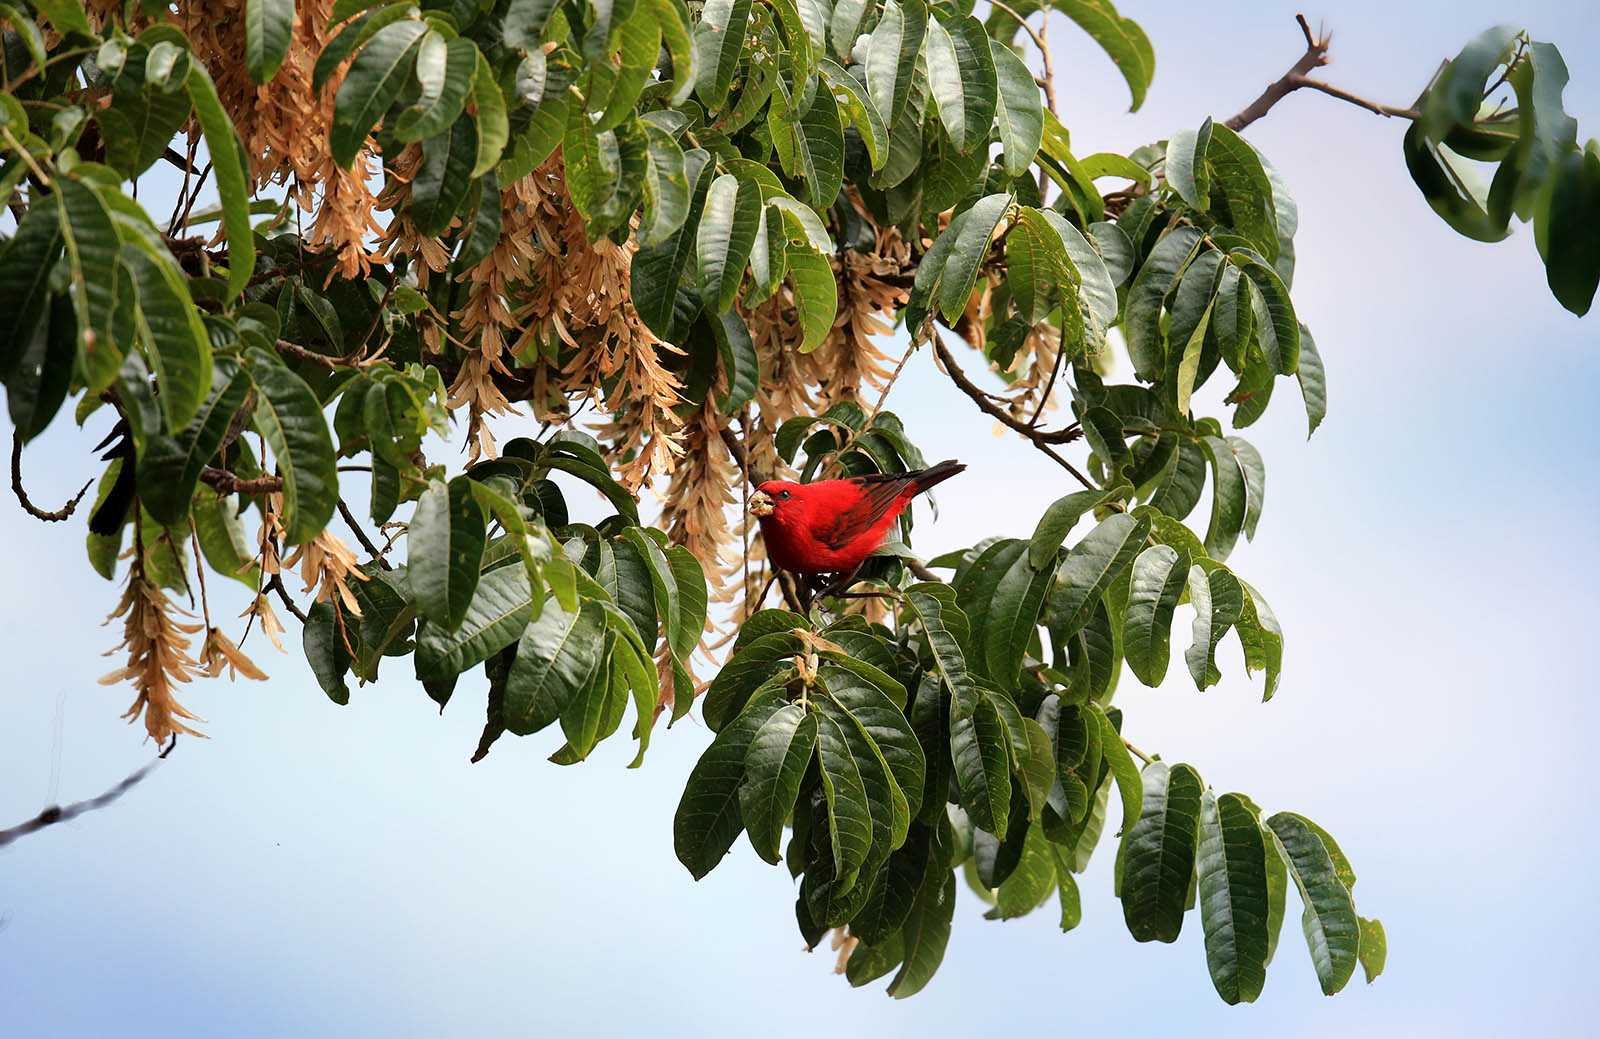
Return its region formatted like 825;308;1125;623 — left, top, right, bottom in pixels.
749;490;775;517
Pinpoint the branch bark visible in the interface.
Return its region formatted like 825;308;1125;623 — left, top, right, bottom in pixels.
200;466;283;496
12;431;91;522
1225;14;1418;131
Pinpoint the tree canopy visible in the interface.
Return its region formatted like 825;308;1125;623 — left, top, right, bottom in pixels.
2;0;1595;1004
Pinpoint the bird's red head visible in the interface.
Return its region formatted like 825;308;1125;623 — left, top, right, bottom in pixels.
748;480;800;518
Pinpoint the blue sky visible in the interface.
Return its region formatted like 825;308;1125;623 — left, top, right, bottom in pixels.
4;2;1599;1035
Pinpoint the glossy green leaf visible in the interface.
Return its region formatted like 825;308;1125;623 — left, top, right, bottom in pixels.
502;0;560;48
504;598;608;735
395;36;477;143
136;362;249;527
1185;562;1244;690
1051;512;1150;637
1232;249;1298;374
1119;761;1202;943
693;0;752;111
1090;702;1140;835
470;50;509;179
1267;812;1361;996
1358;916;1388;983
314;4;415;92
1206;124;1279;259
119;239;211;430
990;40;1044;178
54;180;129;393
1198;791;1270;1004
1165;119;1212;210
675;687;788;879
938;192;1010;323
888;871;955;998
816;709;875;885
1540;141;1600;316
245;0;295;83
1296;322;1327;437
1057;0;1155;111
244;348;338;545
950;692;1011;838
331;19;428;168
1124;226;1201;381
903;583;975;711
740;704;817;864
0;204;62;379
409;477;487;630
924;12;996;154
414;561;534;681
784;239;837;354
824;664;923;823
819;59;886;171
30;0;91;36
865;0;925;130
970;539;1052;687
1199;434;1246;560
1123;544;1191;687
697;173;761;312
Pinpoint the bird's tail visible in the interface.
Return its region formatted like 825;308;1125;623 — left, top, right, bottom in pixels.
910;459;966;495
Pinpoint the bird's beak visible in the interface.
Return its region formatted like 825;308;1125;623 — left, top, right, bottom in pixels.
748;490;775;517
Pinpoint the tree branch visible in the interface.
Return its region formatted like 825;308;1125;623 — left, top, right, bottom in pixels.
1225;14;1418;131
338;498;392;570
265;573;309;624
12;431;91;522
930;334;1094;489
200;466;283;496
0;739;173;849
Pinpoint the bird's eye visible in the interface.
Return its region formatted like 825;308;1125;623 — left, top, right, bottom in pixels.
779;490;791;500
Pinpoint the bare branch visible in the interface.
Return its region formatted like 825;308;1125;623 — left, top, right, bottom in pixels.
0;742;172;849
265;572;309;624
12;431;91;522
1225;14;1417;131
338;498;393;570
200;466;284;496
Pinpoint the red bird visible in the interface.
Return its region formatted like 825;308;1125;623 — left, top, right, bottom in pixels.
748;460;966;574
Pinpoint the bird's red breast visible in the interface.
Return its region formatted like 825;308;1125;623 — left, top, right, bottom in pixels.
748;460;965;574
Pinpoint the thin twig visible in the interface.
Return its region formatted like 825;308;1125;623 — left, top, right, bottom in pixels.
1123;738;1154;766
1224;14;1417;132
189;517;213;631
931;334;1093;489
200;466;284;496
990;0;1058;117
12;431;91;521
0;745;170;849
338;499;392;570
906;558;941;582
264;573;308;624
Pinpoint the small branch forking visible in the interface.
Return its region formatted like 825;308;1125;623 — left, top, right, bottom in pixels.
1225;14;1419;132
12;431;91;522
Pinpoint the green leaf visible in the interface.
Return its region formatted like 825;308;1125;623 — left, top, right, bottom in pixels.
995;825;1056;919
1540;141;1600;316
632;148;713;341
641;123;691;244
1028;485;1122;570
829;0;870;60
823;665;925;825
1118;761;1202;943
693;0;752;111
938;192;1010;323
409;477;487;630
244;347;338;545
1358;916;1388;983
970;539;1052;687
1006;207;1072;327
331;19;429;168
664;544;708;665
137;361;250;527
784;240;836;354
1402;119;1511;243
302;601;352;703
819;59;886;171
950;692;1011;837
990;40;1044;178
414;561;534;681
1232;249;1298;374
923;13;996;154
1056;0;1154;111
395;36;477;143
0;203;63;380
740;704;817;864
1123;544;1191;687
865;0;925;130
816;709;875;885
903;583;975;711
1199;435;1247;561
596;11;661;132
1165;119;1212;210
1267;812;1361;996
1198;791;1271;1004
1091;702;1141;836
1296;322;1327;437
470;50;509;179
503;0;560;48
1185;562;1244;689
1124;226;1201;381
888;871;955;998
649;0;697;106
410;114;478;236
30;0;91;36
702;631;803;732
54;180;130;394
710;309;759;412
504;598;608;735
1206;124;1280;259
1051;512;1151;637
697;173;761;313
675;687;788;879
245;0;295;83
315;4;416;92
